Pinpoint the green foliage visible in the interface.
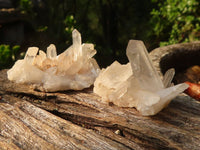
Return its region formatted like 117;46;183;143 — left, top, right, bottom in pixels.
151;0;200;46
19;0;33;14
0;45;20;69
64;15;76;34
75;0;153;66
37;26;48;32
64;15;76;45
29;0;77;51
5;0;200;68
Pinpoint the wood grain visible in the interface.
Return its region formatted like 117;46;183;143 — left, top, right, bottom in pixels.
0;69;200;150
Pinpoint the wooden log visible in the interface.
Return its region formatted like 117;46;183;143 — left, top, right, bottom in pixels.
149;41;200;80
0;69;200;150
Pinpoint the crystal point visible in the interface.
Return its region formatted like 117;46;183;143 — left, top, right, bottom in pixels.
72;29;82;60
7;29;100;92
163;68;175;88
47;44;57;59
94;40;188;116
24;47;39;64
126;40;164;92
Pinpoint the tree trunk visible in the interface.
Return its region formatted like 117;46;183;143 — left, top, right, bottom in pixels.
0;69;200;150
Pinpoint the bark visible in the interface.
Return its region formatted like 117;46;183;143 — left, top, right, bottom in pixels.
150;41;200;78
0;69;200;150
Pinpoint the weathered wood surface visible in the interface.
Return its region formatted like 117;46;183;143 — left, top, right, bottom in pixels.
150;41;200;81
0;69;200;150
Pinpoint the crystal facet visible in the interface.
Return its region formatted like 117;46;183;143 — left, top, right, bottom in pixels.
7;29;100;92
94;40;188;116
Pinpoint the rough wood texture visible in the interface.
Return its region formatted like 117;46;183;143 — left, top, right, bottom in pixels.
150;41;200;79
0;69;200;150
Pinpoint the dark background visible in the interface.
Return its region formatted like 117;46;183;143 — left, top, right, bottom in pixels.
0;0;200;69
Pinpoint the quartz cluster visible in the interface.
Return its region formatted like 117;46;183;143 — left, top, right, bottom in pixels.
94;40;188;116
7;29;100;92
7;30;188;116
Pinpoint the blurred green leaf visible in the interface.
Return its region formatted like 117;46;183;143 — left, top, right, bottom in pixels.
151;0;200;46
19;0;33;14
0;45;20;69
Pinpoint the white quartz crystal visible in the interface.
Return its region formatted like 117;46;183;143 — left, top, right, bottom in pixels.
7;29;100;92
94;40;188;116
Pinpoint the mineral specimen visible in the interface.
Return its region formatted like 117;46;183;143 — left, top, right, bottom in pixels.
94;40;188;116
7;29;100;92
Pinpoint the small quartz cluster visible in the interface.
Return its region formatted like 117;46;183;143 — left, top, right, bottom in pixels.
7;29;100;92
94;40;188;116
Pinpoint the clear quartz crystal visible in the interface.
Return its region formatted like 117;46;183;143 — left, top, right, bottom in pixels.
126;40;164;92
25;47;39;64
7;29;100;92
94;40;188;116
47;44;57;59
72;29;82;60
